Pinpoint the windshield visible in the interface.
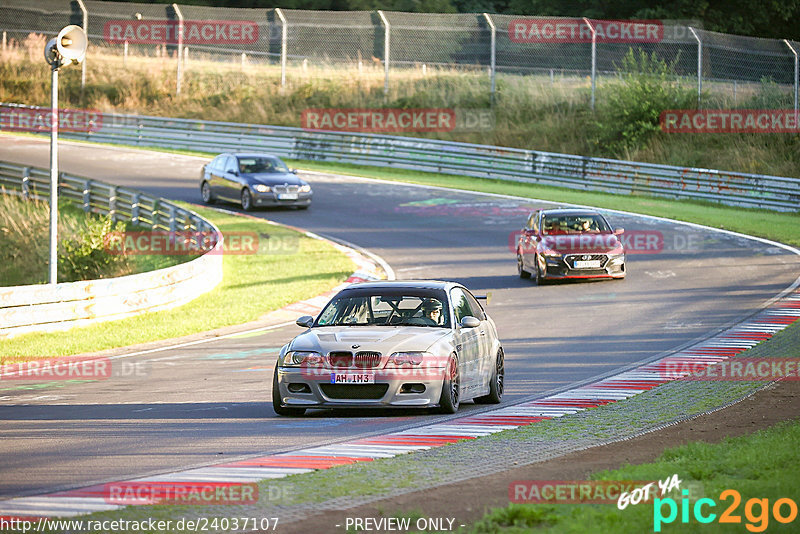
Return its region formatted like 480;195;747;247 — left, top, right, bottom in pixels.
315;290;450;328
237;156;290;174
542;214;610;235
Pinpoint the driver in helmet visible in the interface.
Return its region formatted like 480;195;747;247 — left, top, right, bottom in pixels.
421;299;443;326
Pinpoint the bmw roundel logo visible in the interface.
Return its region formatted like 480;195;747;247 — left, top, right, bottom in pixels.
352;344;360;349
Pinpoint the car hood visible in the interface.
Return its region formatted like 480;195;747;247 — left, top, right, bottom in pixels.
244;172;303;186
290;326;451;355
542;233;623;254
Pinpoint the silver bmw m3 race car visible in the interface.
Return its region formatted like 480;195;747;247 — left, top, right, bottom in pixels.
272;280;505;416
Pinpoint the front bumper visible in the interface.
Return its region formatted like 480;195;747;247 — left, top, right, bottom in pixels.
541;253;625;280
275;366;447;409
253;191;312;207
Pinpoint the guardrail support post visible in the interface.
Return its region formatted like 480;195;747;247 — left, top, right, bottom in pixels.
689;27;702;108
109;185;117;220
21;167;31;200
131;192;140;225
583;18;596;111
82;179;91;211
378;10;390;98
276;8;288;88
168;205;176;233
483;13;496;105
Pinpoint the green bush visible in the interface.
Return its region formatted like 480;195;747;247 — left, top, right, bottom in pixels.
592;49;697;157
59;214;128;281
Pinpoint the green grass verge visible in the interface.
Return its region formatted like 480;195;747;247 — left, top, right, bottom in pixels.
0;203;356;362
468;421;800;533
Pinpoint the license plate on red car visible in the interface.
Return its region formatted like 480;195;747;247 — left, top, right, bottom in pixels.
574;260;601;269
331;373;375;384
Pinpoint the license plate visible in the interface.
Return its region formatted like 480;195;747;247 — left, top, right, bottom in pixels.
574;260;602;269
278;193;298;200
331;373;375;384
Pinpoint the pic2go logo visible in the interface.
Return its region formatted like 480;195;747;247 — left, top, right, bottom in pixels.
654;489;798;532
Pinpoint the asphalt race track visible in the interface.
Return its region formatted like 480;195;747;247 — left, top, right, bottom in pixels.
1;136;798;500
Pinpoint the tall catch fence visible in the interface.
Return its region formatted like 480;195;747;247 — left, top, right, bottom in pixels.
0;1;797;110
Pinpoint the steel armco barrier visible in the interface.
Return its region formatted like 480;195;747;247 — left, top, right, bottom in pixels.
0;159;223;338
2;103;796;212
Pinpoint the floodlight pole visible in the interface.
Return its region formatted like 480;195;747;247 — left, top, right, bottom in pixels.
49;63;59;284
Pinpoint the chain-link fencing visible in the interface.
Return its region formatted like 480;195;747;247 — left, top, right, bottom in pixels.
0;1;798;114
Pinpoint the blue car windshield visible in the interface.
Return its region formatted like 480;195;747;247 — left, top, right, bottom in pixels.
238;156;289;174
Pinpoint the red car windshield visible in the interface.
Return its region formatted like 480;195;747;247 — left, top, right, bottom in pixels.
542;214;610;235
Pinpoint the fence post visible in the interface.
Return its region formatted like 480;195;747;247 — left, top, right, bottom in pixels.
784;40;798;127
275;8;287;88
583;18;596;111
483;13;496;105
689;27;702;108
172;3;184;95
77;0;87;89
378;10;390;97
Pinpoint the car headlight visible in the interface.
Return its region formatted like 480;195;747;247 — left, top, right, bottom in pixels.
254;184;271;193
386;351;430;367
299;184;312;193
281;350;322;367
541;247;562;258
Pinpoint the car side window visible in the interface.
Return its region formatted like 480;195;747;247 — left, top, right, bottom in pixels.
463;290;486;321
224;156;238;174
526;212;536;230
531;211;540;233
209;156;221;172
450;288;472;323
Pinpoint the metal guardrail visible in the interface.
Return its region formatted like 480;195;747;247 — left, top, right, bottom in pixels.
0;159;223;338
3;103;791;212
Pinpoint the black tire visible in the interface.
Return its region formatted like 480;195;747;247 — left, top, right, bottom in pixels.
272;367;305;417
241;188;254;211
517;252;531;279
437;354;460;414
474;348;504;404
200;181;215;204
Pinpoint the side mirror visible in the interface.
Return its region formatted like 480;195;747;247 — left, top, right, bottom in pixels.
296;315;314;328
614;227;625;235
291;169;298;174
460;316;481;329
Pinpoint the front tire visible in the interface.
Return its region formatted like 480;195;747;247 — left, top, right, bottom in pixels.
201;181;215;204
437;354;460;414
474;348;504;404
241;188;254;211
272;367;305;417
